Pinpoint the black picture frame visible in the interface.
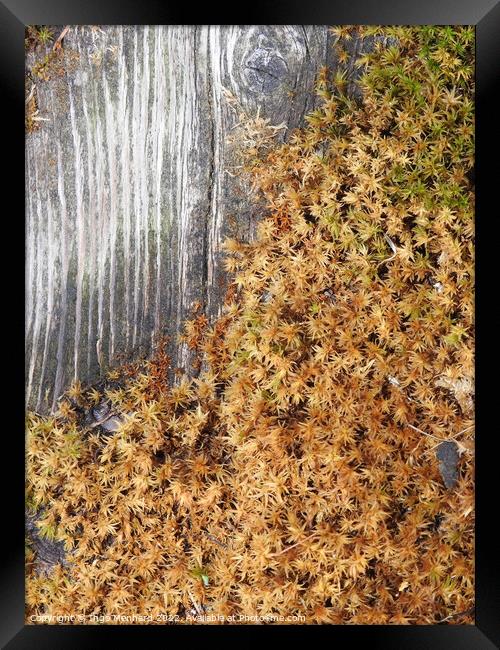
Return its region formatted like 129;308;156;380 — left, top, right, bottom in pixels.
3;0;499;646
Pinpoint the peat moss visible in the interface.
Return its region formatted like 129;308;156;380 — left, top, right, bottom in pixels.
26;26;474;624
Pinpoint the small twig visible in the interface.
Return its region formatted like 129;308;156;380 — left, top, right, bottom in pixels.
187;591;203;617
377;233;398;267
377;252;397;267
203;531;228;549
407;422;475;452
421;425;475;458
406;423;444;443
25;84;36;105
53;26;70;51
384;233;398;254
454;424;475;437
88;412;115;429
437;607;474;624
390;376;474;448
268;533;317;557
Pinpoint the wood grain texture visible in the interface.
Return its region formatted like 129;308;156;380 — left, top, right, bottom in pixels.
26;25;340;413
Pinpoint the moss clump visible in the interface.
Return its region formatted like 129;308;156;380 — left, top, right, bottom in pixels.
25;26;55;52
26;26;474;624
25;26;78;134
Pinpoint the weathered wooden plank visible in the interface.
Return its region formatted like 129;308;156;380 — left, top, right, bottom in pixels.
25;25;339;413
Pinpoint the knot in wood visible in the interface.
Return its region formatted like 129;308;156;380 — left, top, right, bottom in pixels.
243;47;288;93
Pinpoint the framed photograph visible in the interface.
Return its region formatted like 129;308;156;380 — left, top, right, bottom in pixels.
2;0;499;646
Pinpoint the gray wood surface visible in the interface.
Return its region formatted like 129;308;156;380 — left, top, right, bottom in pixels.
26;25;341;413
